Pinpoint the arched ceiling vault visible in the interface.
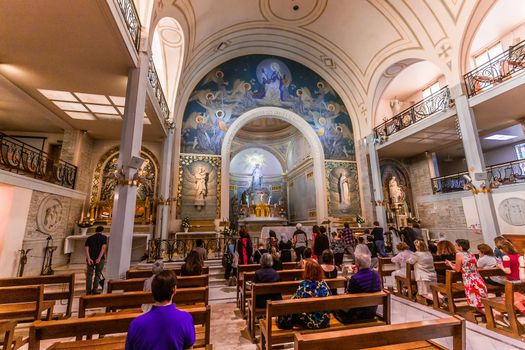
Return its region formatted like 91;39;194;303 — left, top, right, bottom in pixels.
147;0;487;136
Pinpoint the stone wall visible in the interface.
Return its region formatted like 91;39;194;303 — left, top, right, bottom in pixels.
22;190;83;276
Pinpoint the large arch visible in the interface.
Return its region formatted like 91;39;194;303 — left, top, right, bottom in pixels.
220;107;328;224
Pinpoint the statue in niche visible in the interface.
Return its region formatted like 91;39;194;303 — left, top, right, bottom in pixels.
389;176;405;204
338;172;351;207
251;164;263;189
194;166;209;210
390;97;402;115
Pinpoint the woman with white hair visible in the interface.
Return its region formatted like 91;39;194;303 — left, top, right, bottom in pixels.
292;223;308;262
253;253;281;308
142;260;164;312
334;253;381;323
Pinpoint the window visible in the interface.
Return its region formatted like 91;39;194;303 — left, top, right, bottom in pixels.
515;143;525;173
422;82;440;99
474;42;503;67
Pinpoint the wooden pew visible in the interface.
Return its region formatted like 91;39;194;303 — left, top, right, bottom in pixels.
294;316;465;350
394;262;417;301
125;266;209;279
79;287;209;318
259;292;391;350
240;269;304;316
377;257;396;290
483;280;525;339
29;306;212;350
0;320;17;350
236;263;298;306
247;278;346;340
0;286;54;323
431;268;505;316
107;274;209;293
0;274;75;319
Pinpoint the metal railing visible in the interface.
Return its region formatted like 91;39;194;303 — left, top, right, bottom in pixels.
0;132;77;189
431;159;525;194
148;57;170;121
464;40;525;97
374;87;453;141
116;0;141;51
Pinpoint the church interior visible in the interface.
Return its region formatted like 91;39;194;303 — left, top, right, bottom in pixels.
1;0;525;348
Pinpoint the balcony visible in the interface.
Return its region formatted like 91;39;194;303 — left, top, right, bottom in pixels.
148;57;170;121
115;0;141;51
431;158;525;194
464;40;525;98
0;133;77;189
374;87;453;141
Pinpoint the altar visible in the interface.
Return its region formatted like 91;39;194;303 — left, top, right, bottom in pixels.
238;217;287;236
260;225;314;241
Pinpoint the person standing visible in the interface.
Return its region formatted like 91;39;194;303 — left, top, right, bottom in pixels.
193;239;207;263
313;226;330;262
126;270;196;350
330;231;345;267
292;223;308;262
371;221;387;257
341;223;355;261
237;228;253;265
84;226;107;295
278;233;293;263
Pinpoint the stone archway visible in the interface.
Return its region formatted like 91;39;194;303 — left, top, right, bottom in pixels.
220;106;328;224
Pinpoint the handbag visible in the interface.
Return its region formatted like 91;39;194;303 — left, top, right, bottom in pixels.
277;314;295;330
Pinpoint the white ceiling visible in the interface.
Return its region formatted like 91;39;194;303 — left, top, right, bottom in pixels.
382;61;444;100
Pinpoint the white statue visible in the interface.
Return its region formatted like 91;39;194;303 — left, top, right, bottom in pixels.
338;172;351;206
194;166;208;209
251;164;263;189
390;97;401;115
389;176;404;204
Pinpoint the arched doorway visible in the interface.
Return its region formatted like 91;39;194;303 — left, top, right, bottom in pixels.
220;106;328;223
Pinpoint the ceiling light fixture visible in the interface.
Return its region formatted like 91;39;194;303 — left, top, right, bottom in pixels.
484;134;517;141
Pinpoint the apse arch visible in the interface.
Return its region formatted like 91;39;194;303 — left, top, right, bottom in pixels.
231;143;287;173
220;107;328;223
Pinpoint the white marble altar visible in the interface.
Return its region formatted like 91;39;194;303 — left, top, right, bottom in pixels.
260;226;314;241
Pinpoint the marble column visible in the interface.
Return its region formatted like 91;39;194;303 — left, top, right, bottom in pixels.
366;135;387;228
455;95;500;246
106;50;148;280
156;124;175;240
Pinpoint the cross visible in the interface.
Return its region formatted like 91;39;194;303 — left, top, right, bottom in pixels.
439;44;452;59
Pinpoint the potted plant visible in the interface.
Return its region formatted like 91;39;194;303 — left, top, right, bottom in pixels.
181;217;191;233
355;214;365;228
77;216;94;236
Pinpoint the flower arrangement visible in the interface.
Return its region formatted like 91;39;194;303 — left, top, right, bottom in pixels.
407;214;421;225
77;217;94;228
181;217;191;229
355;214;365;225
222;227;237;237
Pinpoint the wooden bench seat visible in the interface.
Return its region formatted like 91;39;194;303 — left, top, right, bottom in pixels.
378;257;396;290
394;262;417;301
29;306;211;349
0;274;75;319
125;267;209;279
107;274;209;293
247;278;346;340
240;269;303;316
483;280;525;339
79;287;208;318
259;292;390;350
431;268;505;316
294;316;465;350
0;286;55;323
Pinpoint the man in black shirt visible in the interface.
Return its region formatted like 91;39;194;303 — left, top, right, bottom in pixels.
371;221;387;257
84;226;107;294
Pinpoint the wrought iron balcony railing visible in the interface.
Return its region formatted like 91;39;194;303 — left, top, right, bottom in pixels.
374;87;453;142
0;133;77;189
464;40;525;97
116;0;141;51
431;159;525;194
148;56;170;121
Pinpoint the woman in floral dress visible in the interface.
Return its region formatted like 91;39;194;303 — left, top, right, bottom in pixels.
445;239;487;309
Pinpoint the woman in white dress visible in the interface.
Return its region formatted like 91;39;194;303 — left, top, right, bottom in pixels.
407;240;437;299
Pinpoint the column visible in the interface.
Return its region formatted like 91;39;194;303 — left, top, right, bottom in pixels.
156;124;175;240
366;135;387;228
455;95;500;246
106;50;148;280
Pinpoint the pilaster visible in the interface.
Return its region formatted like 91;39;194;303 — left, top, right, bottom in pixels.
366;135;387;228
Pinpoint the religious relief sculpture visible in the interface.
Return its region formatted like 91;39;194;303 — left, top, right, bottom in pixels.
37;195;64;234
194;166;209;210
388;176;405;204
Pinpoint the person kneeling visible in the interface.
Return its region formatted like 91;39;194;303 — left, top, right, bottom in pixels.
126;270;196;350
334;253;381;323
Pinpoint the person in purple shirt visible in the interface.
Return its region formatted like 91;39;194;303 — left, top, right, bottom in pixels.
126;270;196;350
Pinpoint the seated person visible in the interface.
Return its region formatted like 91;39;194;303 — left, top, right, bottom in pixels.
142;260;164;312
292;259;331;329
126;270;196;350
477;243;497;269
334;253;381;324
297;247;313;269
253;243;268;265
180;251;203;276
253;253;282;308
320;249;338;295
366;235;379;269
270;247;283;271
408;240;437;300
391;242;414;278
193;239;207;262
